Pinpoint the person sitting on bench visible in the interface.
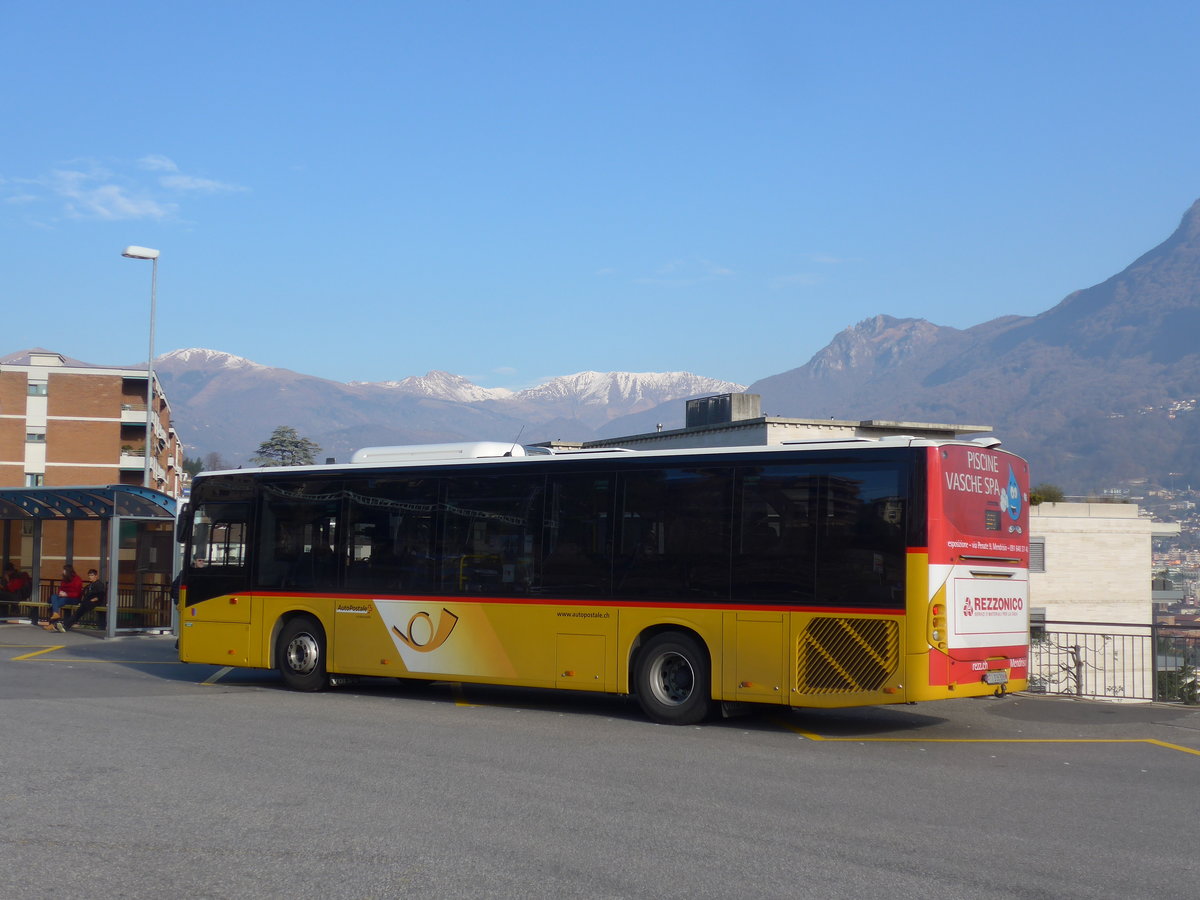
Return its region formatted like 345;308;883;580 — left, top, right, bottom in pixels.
0;564;33;619
56;569;106;632
44;564;82;631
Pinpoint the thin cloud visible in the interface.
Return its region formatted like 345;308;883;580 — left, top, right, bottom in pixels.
1;156;246;222
51;169;175;220
634;257;734;287
138;154;180;173
160;174;245;193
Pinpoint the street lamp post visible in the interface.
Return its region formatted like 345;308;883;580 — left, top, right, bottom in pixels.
121;246;160;489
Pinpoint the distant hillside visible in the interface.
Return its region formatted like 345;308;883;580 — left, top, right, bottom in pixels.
747;199;1200;490
154;351;743;464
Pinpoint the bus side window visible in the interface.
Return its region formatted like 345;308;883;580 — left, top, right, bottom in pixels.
256;482;341;591
614;467;732;601
815;466;906;609
733;467;817;603
189;502;249;570
440;474;543;595
343;477;440;594
541;474;614;598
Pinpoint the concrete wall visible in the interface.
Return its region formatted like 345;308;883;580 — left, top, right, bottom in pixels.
1029;502;1157;626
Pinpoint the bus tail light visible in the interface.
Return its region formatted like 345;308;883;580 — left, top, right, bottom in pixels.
930;603;947;649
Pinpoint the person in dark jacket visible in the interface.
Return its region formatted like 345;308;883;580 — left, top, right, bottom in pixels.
57;569;106;632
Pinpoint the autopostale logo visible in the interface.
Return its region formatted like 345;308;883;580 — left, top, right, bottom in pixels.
393;608;460;653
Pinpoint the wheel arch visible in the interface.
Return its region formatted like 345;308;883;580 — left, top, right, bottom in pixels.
269;608;328;671
627;623;713;697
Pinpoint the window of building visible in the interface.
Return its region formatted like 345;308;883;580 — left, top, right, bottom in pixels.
26;431;46;443
1029;536;1046;573
25;473;44;487
27;382;48;396
1030;606;1047;640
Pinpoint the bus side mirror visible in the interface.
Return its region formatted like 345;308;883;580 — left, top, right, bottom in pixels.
175;513;192;546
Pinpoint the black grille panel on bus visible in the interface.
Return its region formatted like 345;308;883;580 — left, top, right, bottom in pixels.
796;618;900;694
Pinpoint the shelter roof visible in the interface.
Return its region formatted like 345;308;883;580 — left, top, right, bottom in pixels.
0;485;176;520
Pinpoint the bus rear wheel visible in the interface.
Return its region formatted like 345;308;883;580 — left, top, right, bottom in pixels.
277;616;328;692
634;632;711;725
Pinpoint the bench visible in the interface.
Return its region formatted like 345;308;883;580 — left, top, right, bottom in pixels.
11;600;159;628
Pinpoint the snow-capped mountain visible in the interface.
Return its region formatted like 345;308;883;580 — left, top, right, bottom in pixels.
512;371;742;419
153;349;745;464
158;348;267;371
354;371;514;403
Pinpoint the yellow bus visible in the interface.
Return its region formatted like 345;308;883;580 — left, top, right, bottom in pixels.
177;438;1030;724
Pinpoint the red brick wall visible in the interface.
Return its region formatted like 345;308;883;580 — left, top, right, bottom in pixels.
0;371;28;415
47;373;122;417
0;419;25;466
46;420;122;465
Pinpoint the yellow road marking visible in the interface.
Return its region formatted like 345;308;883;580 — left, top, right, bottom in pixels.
12;645;64;660
1144;739;1200;757
5;643;185;665
776;720;1200;756
201;666;234;685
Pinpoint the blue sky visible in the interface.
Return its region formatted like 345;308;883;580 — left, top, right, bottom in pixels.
3;1;1198;390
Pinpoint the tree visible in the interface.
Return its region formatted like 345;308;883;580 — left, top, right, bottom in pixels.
252;426;322;467
1030;483;1065;505
202;451;232;471
182;456;204;477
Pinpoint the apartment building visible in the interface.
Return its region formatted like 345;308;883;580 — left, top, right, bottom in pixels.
0;348;184;496
0;349;183;589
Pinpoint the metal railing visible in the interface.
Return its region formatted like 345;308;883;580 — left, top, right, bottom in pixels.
1030;620;1200;703
33;578;173;630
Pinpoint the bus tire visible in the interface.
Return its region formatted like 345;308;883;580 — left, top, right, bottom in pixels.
634;632;712;725
277;616;328;692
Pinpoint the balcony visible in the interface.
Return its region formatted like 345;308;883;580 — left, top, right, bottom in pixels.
120;403;148;425
119;451;147;470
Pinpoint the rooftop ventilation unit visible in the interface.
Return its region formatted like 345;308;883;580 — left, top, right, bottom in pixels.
685;393;761;428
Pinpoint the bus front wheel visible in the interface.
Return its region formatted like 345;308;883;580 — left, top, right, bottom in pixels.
277;616;328;692
634;632;712;725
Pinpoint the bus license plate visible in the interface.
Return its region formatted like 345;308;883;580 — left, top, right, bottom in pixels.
983;671;1008;685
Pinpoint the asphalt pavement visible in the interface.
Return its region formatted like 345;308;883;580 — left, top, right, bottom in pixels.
2;623;1197;899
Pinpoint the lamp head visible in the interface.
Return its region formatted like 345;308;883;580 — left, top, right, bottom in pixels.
122;245;160;260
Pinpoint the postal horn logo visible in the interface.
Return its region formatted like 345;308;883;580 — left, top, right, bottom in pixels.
393;607;459;652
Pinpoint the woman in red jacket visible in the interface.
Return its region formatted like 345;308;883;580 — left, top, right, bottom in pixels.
45;564;82;631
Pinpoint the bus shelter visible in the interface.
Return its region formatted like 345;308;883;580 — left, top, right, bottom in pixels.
0;485;177;638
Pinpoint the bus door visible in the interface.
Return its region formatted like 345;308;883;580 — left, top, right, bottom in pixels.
178;498;255;665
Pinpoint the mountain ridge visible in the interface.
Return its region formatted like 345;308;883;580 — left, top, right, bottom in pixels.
152;352;745;464
140;198;1200;493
